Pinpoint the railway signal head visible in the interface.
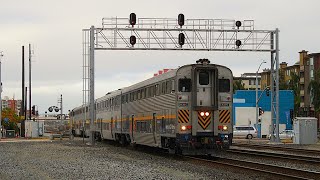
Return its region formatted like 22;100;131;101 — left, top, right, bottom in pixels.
178;33;185;46
235;40;242;47
130;35;136;46
235;21;242;29
31;105;35;115
129;13;136;26
178;14;185;27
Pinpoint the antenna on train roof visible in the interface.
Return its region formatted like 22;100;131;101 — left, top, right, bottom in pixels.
196;58;210;65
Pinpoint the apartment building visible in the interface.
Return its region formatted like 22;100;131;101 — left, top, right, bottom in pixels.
234;73;262;90
1;96;22;115
259;50;320;127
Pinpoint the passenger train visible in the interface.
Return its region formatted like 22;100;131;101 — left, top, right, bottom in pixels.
70;59;233;155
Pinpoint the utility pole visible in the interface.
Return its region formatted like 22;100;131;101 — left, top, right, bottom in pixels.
28;44;32;120
0;51;3;138
21;46;25;137
24;87;27;120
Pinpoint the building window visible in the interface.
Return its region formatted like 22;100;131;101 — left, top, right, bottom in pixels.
310;57;314;66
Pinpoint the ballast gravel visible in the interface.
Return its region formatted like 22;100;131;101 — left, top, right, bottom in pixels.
0;138;263;180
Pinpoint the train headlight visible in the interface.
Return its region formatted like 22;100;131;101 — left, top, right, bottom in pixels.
205;112;210;116
181;125;187;131
223;125;228;131
200;112;205;116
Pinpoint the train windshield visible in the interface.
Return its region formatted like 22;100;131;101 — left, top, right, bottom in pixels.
178;78;191;92
199;71;209;85
219;79;230;92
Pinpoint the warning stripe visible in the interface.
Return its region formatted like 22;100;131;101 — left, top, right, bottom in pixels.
178;110;189;123
219;110;230;123
197;112;211;129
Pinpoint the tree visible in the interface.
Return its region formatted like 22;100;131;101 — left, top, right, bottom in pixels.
233;79;245;93
308;69;320;115
1;108;21;132
279;69;288;90
287;72;300;117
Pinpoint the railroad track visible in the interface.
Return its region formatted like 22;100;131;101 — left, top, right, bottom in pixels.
233;143;320;156
186;155;320;179
226;148;320;164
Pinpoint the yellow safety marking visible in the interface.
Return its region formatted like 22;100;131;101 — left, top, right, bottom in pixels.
74;114;177;124
219;110;230;123
197;111;211;129
178;110;189;123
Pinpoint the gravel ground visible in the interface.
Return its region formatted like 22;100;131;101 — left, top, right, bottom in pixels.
0;138;265;180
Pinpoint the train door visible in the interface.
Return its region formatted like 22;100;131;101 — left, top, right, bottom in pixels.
197;70;212;106
192;68;216;134
111;117;113;139
152;113;157;144
131;115;135;142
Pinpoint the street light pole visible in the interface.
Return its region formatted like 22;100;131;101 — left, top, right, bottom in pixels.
256;60;266;138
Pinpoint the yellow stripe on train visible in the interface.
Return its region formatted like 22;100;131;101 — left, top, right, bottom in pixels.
219;110;230;123
178;109;189;123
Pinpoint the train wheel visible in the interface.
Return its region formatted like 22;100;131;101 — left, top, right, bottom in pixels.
120;134;127;146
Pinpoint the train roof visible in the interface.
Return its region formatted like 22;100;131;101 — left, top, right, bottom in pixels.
74;61;232;108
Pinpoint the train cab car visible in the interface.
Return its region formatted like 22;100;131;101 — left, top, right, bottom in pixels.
70;59;233;155
173;59;233;154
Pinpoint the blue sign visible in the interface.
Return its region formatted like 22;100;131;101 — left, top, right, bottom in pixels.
4;117;9;123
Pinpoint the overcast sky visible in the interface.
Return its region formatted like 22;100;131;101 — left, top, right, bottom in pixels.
0;0;319;115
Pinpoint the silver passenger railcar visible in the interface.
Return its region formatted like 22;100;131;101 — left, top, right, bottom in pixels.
71;59;233;155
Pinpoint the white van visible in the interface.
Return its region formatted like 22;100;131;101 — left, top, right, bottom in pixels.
233;125;258;139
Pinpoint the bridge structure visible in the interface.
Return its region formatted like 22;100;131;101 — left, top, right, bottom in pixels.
82;14;280;144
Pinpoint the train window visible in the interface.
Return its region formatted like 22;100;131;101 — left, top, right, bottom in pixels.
150;86;155;97
138;90;141;100
161;82;166;95
141;121;146;132
145;88;147;98
125;94;128;103
219;79;230;92
137;122;141;131
166;80;171;94
199;71;209;85
141;89;145;99
129;93;133;102
155;84;160;96
134;91;137;101
171;80;175;92
178;78;191;92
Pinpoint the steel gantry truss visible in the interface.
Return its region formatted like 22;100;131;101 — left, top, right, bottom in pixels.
82;16;281;145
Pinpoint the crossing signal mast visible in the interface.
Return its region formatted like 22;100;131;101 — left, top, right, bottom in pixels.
82;13;280;144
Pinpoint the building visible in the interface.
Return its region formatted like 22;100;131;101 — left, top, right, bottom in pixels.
259;50;320;128
299;51;320;117
1;96;22;115
233;90;294;138
234;73;262;90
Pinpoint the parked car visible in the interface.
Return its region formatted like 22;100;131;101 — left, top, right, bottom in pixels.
268;129;294;140
233;125;258;139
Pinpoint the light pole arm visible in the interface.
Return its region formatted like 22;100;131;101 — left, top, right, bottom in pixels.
256;86;270;105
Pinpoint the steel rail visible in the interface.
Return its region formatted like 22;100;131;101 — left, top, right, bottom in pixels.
185;155;320;180
226;148;320;164
233;143;320;156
